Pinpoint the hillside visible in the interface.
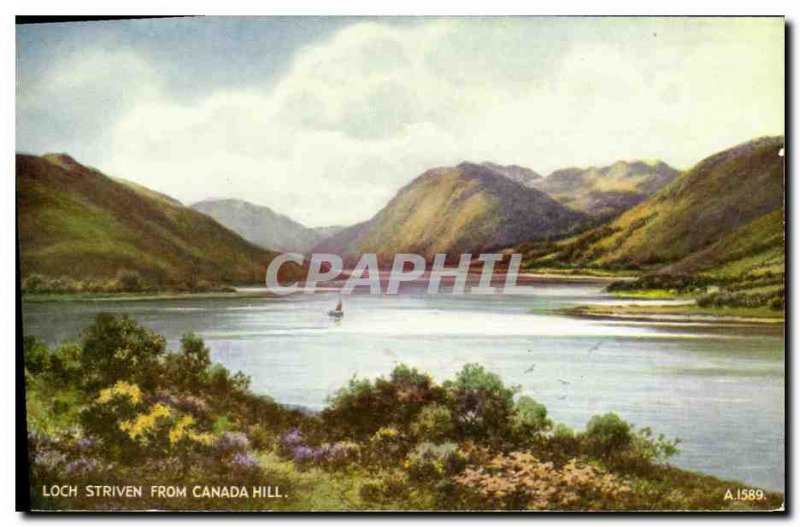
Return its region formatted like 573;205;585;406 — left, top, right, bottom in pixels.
532;136;784;271
16;154;302;288
191;198;326;253
531;161;679;218
315;162;586;264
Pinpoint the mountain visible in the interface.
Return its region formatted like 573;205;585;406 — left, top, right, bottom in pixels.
314;162;586;264
311;225;347;240
480;162;543;186
531;160;679;218
542;136;784;271
16;154;302;287
190;198;328;253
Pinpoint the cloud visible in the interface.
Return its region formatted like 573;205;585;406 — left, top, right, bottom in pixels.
17;47;162;161
18;18;784;227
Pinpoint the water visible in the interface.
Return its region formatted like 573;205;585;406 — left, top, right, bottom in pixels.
21;281;785;491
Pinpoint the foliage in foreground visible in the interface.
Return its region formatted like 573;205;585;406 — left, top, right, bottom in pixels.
24;314;783;511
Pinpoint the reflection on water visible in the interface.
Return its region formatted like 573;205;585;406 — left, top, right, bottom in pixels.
21;282;785;491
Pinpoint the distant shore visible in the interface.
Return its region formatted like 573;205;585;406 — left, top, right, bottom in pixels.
20;289;273;303
558;303;785;325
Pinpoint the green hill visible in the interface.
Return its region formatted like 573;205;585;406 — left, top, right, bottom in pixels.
532;160;679;219
315;162;587;264
16;153;302;289
536;136;784;271
662;207;784;278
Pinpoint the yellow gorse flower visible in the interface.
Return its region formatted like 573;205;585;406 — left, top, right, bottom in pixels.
96;381;143;405
119;403;171;440
375;426;399;438
168;414;195;445
188;431;215;446
168;414;215;446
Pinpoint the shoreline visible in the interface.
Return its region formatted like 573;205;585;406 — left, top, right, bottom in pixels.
20;289;275;303
557;304;785;325
20;273;629;302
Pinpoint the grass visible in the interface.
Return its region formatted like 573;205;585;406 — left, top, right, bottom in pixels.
523;267;640;279
610;289;681;299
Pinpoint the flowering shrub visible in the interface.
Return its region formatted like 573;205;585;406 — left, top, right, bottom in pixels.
28;429;108;484
97;381;143;405
410;404;454;443
366;426;407;467
455;451;631;510
404;442;467;483
215;431;251;454
232;452;260;469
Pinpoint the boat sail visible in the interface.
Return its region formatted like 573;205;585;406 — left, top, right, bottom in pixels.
328;296;344;318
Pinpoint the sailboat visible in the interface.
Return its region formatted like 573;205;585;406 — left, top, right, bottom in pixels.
328;296;344;319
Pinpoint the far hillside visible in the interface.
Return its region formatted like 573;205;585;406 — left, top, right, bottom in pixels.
191;198;332;253
16;154;303;292
520;136;785;310
531;160;679;219
315;162;587;264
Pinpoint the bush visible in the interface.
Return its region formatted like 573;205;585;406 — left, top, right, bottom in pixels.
443;363;517;444
22;273;46;293
165;333;212;392
23;336;50;376
512;396;552;438
455;451;631;510
80;313;167;391
322;364;444;440
410;404;454;443
585;413;633;457
405;442;466;484
115;269;144;292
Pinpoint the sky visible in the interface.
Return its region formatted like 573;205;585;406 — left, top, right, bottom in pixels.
16;16;784;227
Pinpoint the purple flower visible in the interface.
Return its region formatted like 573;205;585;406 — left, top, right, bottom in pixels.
64;457;98;475
77;437;93;451
292;445;315;462
33;450;65;470
175;395;209;415
232;452;259;469
281;428;304;448
215;432;250;454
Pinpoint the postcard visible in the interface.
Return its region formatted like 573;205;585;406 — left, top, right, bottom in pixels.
16;15;785;512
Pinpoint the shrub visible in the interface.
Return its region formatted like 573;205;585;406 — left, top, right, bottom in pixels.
455;451;631;510
80;313;167;390
410;404;454;443
443;363;517;444
22;273;46;293
585;413;633;458
23;336;50;376
322;364;444;440
512;396;553;438
404;442;467;484
115;269;144;292
165;333;212;392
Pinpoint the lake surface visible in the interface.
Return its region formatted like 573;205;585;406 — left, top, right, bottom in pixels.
21;280;785;491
